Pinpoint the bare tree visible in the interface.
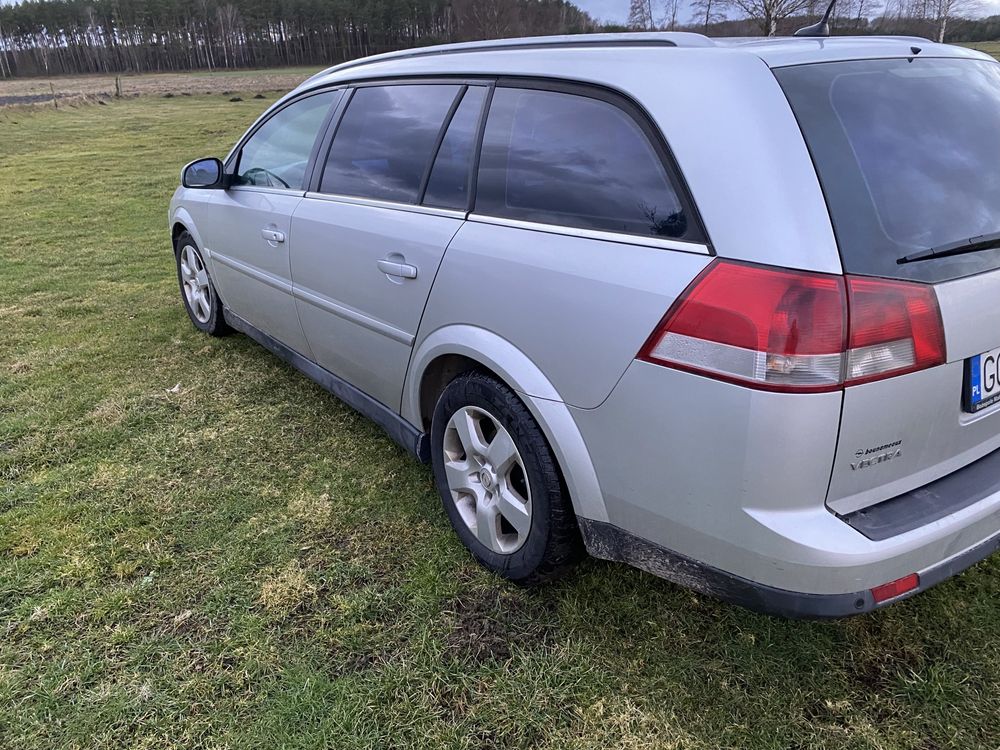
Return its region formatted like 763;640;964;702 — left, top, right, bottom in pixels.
849;0;882;31
452;0;518;39
0;20;10;79
690;0;729;32
628;0;656;29
728;0;813;34
933;0;980;41
663;0;683;29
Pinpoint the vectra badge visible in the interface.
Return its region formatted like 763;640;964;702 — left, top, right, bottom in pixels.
851;440;903;471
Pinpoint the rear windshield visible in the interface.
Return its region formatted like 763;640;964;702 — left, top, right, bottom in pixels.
776;57;1000;283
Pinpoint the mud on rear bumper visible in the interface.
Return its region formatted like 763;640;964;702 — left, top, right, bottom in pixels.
579;518;1000;619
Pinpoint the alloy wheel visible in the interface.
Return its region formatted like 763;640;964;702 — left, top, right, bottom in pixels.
442;406;532;554
179;244;213;324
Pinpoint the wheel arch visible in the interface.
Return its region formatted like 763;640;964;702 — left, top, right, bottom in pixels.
405;325;609;522
170;210;227;310
171;221;187;249
169;207;207;258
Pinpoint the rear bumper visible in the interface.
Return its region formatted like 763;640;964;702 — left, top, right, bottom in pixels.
580;517;1000;619
566;361;1000;602
841;443;1000;540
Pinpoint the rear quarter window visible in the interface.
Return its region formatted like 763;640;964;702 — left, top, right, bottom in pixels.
475;86;699;241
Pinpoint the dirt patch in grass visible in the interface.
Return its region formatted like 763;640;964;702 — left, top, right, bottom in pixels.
442;586;555;665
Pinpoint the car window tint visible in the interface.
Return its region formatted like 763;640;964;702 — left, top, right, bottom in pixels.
237;91;339;190
777;58;1000;282
476;87;688;238
422;86;488;209
321;84;462;203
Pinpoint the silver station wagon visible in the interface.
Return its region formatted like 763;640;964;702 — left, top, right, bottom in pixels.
170;32;1000;617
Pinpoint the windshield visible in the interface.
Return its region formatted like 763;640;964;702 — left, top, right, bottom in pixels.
776;57;1000;283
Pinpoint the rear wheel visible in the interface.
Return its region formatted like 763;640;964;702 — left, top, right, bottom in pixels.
174;231;229;336
430;372;582;584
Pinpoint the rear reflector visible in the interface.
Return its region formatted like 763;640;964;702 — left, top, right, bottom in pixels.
639;260;945;393
871;573;919;603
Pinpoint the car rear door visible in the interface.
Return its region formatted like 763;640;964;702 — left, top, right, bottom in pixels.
415;81;712;409
204;90;341;356
289;82;489;409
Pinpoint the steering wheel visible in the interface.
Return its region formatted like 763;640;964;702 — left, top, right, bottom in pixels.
242;167;290;189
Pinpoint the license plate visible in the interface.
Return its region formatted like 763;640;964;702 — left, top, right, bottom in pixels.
965;347;1000;412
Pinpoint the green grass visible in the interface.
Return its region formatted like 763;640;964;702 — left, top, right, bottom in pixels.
958;41;1000;59
2;93;1000;750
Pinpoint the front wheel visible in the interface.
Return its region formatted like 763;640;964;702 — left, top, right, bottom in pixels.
174;231;229;336
430;372;582;585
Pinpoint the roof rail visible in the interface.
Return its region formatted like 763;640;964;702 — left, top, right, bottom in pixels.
301;32;714;87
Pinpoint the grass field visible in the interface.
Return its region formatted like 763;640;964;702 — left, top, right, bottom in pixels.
0;67;320;106
958;41;1000;57
2;89;1000;750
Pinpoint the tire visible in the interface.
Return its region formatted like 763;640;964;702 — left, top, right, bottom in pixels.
174;231;230;336
430;371;582;584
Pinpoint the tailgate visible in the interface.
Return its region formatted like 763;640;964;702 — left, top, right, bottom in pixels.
776;56;1000;517
828;269;1000;515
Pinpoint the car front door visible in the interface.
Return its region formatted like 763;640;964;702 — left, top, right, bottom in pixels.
289;83;489;409
203;90;341;355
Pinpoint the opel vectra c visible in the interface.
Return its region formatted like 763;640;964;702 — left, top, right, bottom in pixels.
169;32;1000;617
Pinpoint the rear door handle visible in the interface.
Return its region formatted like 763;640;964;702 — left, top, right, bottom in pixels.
377;259;417;279
261;229;285;243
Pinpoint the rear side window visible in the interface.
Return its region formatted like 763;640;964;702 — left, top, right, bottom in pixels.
476;87;692;239
423;86;488;210
321;84;462;203
236;91;339;190
777;58;1000;282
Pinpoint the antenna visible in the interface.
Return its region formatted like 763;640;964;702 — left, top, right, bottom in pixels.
793;0;837;37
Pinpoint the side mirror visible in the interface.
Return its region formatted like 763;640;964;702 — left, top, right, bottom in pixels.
181;157;228;189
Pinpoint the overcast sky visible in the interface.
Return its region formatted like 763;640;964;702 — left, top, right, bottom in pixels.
574;0;631;23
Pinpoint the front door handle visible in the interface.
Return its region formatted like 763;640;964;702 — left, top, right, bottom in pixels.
261;228;285;243
377;259;418;279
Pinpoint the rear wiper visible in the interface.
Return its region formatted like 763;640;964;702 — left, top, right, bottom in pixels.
897;231;1000;264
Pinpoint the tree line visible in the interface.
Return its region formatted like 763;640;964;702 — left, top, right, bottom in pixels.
3;0;999;80
0;0;598;77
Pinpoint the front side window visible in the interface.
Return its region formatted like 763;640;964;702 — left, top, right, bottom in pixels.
236;91;339;190
476;87;691;239
321;84;462;203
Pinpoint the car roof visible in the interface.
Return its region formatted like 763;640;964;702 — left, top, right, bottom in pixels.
297;32;993;91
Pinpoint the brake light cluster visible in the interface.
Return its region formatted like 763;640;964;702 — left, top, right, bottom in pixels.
639;260;945;393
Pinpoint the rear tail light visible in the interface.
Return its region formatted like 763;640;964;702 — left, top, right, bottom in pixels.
846;277;946;385
639;260;945;393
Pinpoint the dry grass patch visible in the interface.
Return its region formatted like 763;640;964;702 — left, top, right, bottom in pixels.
287;492;334;530
258;560;318;617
